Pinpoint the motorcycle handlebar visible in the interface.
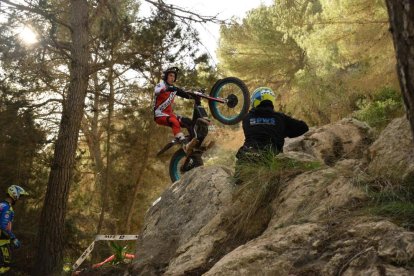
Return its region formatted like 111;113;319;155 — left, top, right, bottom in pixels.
184;89;227;104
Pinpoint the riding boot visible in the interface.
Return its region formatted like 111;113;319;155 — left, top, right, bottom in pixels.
174;132;186;143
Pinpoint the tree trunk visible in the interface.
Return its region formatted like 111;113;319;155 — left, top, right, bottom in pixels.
87;73;105;176
125;123;154;233
97;65;115;234
385;0;414;140
34;0;89;275
81;71;105;233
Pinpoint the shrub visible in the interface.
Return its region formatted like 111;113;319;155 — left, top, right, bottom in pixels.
353;87;404;130
227;151;321;239
363;177;414;229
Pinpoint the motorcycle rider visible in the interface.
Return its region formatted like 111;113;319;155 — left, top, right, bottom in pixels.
0;185;29;273
236;87;309;167
154;67;198;153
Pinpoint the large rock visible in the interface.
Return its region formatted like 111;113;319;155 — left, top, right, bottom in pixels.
205;219;414;276
268;159;367;228
128;116;414;276
130;156;317;275
131;166;234;275
163;154;321;276
204;160;369;276
163;210;230;275
285;118;373;166
367;116;414;183
204;223;325;276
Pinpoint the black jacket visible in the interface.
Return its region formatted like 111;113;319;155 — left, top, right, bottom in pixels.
238;105;308;154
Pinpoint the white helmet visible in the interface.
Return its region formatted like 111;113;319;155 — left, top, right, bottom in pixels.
7;185;29;201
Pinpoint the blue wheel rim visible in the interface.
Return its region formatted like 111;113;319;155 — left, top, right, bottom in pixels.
171;150;186;181
211;83;239;123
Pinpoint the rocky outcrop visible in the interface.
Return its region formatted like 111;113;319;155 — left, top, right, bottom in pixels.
285;118;373;166
130;117;414;276
205;213;414;276
367;116;414;184
131;166;234;275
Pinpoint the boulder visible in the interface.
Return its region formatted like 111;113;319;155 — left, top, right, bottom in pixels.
204;223;325;276
205;219;414;276
367;116;414;183
285;118;373;166
268;159;367;228
131;166;234;275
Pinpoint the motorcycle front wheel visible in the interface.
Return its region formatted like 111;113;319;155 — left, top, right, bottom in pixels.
209;77;250;125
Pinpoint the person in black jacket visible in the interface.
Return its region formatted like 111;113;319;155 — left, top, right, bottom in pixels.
236;87;308;172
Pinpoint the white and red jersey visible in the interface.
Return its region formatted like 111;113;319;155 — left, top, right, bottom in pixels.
153;80;189;118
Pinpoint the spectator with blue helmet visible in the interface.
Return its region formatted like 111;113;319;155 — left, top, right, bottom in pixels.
236;87;309;161
0;185;28;274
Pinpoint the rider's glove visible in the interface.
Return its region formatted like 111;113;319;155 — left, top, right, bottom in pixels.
12;238;21;249
166;86;176;92
166;85;184;93
175;87;184;94
167;86;190;99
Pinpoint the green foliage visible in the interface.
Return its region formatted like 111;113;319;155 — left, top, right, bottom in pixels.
182;63;218;89
236;151;321;180
353;87;404;130
372;202;414;227
217;0;398;126
109;242;129;265
0;85;47;274
0;85;45;188
301;0;391;77
289;69;354;125
218;6;305;88
363;177;414;229
228;151;321;238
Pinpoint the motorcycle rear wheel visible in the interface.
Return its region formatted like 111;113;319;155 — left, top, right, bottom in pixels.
169;149;203;182
169;149;186;182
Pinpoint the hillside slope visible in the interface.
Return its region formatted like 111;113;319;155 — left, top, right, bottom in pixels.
130;117;414;276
